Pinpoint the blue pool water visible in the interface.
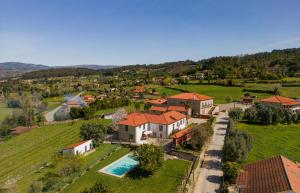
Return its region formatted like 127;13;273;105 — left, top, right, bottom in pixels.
100;154;139;177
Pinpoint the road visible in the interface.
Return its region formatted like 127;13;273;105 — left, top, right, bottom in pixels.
45;92;84;122
193;112;228;193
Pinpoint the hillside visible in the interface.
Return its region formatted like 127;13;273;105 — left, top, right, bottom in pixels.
102;48;300;79
0;62;49;79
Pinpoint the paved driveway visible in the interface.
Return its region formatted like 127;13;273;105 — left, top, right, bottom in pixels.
193;112;228;193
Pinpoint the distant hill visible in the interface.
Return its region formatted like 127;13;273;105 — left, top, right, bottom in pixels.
0;62;49;79
102;47;300;79
0;62;117;79
74;64;117;70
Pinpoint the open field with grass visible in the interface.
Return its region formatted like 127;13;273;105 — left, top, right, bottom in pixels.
63;147;190;193
17;144;118;193
0;102;14;122
0;118;111;187
171;84;272;104
237;122;300;163
43;96;65;111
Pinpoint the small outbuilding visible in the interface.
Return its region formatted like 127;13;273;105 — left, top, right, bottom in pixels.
63;139;93;155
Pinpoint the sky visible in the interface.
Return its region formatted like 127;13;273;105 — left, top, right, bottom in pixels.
1;0;300;66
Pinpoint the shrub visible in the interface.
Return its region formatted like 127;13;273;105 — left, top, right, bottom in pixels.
81;181;114;193
228;108;243;121
191;122;213;150
135;144;163;175
80;123;107;146
223;162;240;184
243;107;257;123
28;180;43;193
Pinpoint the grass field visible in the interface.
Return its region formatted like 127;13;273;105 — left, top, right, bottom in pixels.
63;148;190;193
237;122;300;163
0;118;111;187
171;84;272;104
43;96;65;111
0;102;14;122
17;144;118;193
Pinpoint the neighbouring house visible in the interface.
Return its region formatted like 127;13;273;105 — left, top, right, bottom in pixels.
167;93;214;116
62;139;93;155
147;98;168;107
259;95;300;112
132;86;145;93
117;111;188;143
242;96;256;104
235;155;300;193
171;126;193;146
147;93;214;116
83;95;96;104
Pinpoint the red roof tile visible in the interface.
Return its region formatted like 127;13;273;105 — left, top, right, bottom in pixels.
168;105;189;112
147;98;168;105
149;106;168;112
171;126;193;139
117;111;186;126
65;140;91;149
236;155;300;193
168;92;213;101
260;96;300;106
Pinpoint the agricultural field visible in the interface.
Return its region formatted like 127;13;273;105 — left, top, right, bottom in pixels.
237;122;300;163
0;102;13;122
43;96;65;111
17;144;119;193
171;84;272;104
62;148;191;193
0;118;111;188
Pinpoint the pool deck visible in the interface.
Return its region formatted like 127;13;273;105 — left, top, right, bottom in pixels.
98;153;138;178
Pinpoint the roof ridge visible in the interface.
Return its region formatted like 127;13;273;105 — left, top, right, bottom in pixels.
280;155;294;191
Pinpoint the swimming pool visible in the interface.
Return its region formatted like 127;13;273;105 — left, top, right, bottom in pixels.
99;154;139;177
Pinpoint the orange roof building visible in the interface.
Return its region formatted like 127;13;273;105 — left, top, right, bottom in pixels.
259;96;300;111
167;92;214;116
236;155;300;193
63;139;93;155
117;111;188;143
167;92;213;101
171;126;193;145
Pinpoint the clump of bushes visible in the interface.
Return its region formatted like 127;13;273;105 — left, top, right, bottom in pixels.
244;103;300;125
81;181;114;193
135;144;163;175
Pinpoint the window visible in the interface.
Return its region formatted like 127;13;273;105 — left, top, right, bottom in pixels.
143;124;145;130
125;125;129;132
173;124;175;130
129;134;134;140
159;125;163;131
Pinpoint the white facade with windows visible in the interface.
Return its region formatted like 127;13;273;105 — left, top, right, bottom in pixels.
63;139;93;155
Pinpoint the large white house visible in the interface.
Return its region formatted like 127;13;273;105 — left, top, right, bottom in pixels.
63;139;93;155
117;111;188;143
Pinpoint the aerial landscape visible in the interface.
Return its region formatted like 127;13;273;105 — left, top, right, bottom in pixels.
0;1;300;193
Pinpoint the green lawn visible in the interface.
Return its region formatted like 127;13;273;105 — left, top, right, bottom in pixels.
0;102;14;122
171;84;272;104
237;122;300;163
280;86;300;98
63;148;191;193
43;96;65;111
17;144;118;193
0;118;111;187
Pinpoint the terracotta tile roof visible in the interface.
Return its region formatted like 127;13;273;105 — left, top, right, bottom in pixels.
147;98;168;105
132;86;145;93
168;105;189;112
171;126;193;139
168;92;213;101
117;111;186;126
260;96;300;106
236;155;300;193
117;112;149;126
64;140;92;149
149;106;168;112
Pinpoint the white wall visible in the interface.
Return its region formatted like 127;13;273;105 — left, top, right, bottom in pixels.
63;140;93;155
